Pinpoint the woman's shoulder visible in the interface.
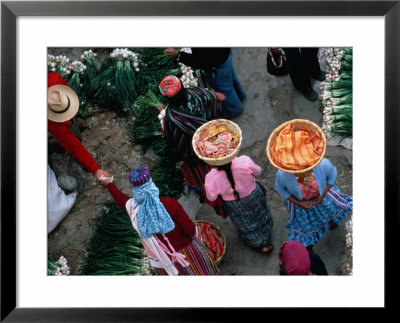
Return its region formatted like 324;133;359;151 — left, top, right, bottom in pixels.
276;170;295;181
317;158;334;170
232;155;253;166
205;168;220;180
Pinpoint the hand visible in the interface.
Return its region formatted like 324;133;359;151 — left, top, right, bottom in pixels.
164;48;179;60
156;104;166;112
311;195;324;207
215;92;226;102
297;200;314;209
95;169;113;186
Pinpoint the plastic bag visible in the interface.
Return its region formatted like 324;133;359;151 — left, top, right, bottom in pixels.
48;165;77;233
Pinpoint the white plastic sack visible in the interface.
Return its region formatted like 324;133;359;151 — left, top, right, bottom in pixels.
48;165;77;233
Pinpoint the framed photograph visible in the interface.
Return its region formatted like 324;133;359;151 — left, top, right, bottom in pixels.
1;0;397;320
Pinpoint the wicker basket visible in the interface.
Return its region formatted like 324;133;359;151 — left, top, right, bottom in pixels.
266;119;326;174
193;220;226;266
192;119;242;166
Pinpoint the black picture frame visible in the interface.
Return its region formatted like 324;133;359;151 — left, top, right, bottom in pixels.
1;0;397;321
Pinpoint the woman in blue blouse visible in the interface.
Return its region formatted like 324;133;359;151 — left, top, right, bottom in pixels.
274;157;352;250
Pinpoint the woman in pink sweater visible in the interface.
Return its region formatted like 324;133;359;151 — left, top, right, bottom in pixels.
204;155;273;254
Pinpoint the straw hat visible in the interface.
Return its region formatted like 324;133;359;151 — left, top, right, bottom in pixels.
192;119;242;166
48;84;79;122
266;119;326;174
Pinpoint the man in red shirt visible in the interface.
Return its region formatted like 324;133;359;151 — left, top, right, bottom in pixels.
48;72;111;181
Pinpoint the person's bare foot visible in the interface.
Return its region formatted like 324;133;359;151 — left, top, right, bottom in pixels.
262;244;273;255
329;222;338;230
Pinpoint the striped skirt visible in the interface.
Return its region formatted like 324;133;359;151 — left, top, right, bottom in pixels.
154;239;219;276
285;185;353;247
223;183;273;250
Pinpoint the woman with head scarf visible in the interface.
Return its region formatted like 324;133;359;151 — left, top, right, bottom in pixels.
204;155;274;254
268;120;353;251
158;75;226;217
99;166;219;275
278;240;328;275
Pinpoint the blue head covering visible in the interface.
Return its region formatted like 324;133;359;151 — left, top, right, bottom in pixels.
129;167;175;239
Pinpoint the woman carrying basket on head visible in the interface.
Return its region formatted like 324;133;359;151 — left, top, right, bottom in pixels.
267;120;353;251
200;120;273;254
99;166;219;276
157;75;226;216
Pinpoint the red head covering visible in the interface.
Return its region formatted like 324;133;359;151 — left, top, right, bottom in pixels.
159;75;182;97
279;241;311;275
48;72;69;88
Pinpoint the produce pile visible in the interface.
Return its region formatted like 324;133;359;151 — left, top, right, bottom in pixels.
343;216;353;275
195;121;240;158
48;47;194;199
48;48;202;275
320;48;353;140
48;254;71;276
80;201;152;275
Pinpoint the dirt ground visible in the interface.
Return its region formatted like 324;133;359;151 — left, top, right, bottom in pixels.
48;47;353;275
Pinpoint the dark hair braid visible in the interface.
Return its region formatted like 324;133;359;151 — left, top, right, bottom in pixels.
217;162;241;201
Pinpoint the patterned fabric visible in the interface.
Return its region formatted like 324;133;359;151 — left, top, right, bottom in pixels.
297;176;319;200
285;185;352;246
126;198;178;276
154;239;219;276
223;183;273;250
164;87;220;160
194;222;224;262
159;75;182;97
132;179;175;239
129;166;151;187
270;123;324;171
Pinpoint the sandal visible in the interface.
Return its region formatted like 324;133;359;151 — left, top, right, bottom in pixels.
262;243;273;255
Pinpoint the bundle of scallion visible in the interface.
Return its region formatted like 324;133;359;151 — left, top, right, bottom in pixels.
80;201;151;276
129;89;167;156
48;54;71;79
91;48;140;115
67;60;86;96
150;157;185;199
321;48;353;140
78;50;100;117
133;48;180;93
48;253;71;276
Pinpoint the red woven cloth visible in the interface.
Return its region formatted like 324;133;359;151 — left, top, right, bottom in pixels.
194;222;224;262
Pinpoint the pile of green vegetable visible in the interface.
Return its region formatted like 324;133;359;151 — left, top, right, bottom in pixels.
48;48;190;275
80;201;151;276
321;48;353;140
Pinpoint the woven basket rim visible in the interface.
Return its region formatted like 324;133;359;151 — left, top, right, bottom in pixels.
266;119;326;174
193;219;226;265
192;119;242;166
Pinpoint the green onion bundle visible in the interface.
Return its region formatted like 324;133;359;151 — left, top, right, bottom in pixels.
133;48;181;93
78;50;100;117
129;88;167;156
321;48;353;140
80;201;150;276
91;49;140;115
150;158;185;199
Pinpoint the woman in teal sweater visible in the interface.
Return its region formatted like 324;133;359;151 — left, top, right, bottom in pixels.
275;158;352;250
